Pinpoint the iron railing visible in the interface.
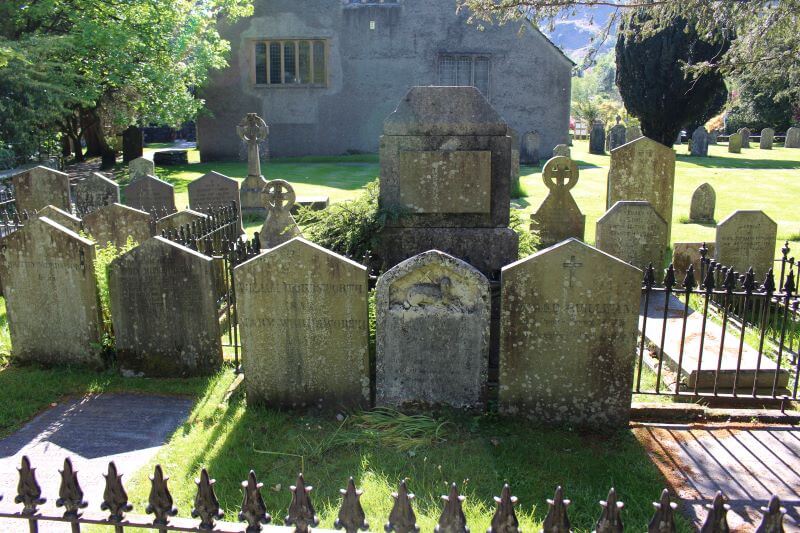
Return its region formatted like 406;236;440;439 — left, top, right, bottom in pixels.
0;455;789;533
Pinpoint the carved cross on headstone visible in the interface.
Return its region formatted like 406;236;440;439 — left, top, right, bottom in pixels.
237;113;269;179
543;157;579;192
264;179;295;212
562;255;583;287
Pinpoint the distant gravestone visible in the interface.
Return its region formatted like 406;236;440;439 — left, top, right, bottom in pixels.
0;217;102;365
124;174;176;214
235;238;369;408
672;242;715;282
689;183;716;223
708;130;719;145
715;210;778;277
607;117;627;151
34;205;81;233
377;250;489;408
260;179;302;249
74;172;120;213
530;157;585;247
728;132;742;153
589;121;606;155
128;157;155;181
520;131;540;165
739;127;751;148
499;238;640;428
690;126;709;157
155;209;209;235
786;127;800;148
109;237;223;377
607;136;676;242
760;128;775;150
595;201;667;273
83;203;153;248
237;113;269;215
188;171;241;213
626;125;642;143
12;166;70;213
553;144;571;158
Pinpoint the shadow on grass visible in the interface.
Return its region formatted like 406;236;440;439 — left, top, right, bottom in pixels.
676;153;800;169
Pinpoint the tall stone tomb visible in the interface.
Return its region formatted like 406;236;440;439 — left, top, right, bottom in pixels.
530;157;585;247
715;210;777;278
760;128;775;150
12;166;70;213
595;201;667;274
606;136;676;242
376;250;489;408
689;183;716;223
237;113;269;215
785;127;800;148
109;237;223;376
74;172;120;213
378;86;518;277
124;174;176;214
0;217;103;365
690;126;709;157
499;239;640;428
83;203;153;248
235;238;369;408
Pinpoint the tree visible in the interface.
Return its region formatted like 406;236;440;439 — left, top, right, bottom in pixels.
615;12;729;146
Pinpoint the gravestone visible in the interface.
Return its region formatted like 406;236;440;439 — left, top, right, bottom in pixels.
786;127;800;148
672;242;715;282
0;217;102;365
109;237;223;377
689;183;716;223
607;117;627;151
606;136;676;242
129;157;155;181
738;127;751;148
595;201;667;273
235;238;369;408
377;250;489;408
715;210;778;278
520;131;540;165
626;125;642;143
530;157;585;247
155;209;209;235
690;126;709;157
708;130;719;145
589;120;606;155
728;132;742;153
124;174;176;214
12;166;70;213
553;144;571;158
34;205;81;233
237;113;269;215
82;203;153;248
188;170;243;233
260;179;302;248
74;172;120;213
379;86;518;276
499;238;640;428
760;128;775;150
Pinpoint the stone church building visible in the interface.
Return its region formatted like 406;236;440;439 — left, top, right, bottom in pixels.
197;0;573;160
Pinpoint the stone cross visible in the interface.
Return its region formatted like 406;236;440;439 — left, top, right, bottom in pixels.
237;113;269;178
544;158;578;191
264;179;296;211
562;255;583;287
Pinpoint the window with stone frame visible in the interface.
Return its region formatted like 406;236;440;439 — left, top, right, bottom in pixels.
437;54;491;97
254;40;327;86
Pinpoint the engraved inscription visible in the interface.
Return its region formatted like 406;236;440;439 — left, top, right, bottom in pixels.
399;151;491;214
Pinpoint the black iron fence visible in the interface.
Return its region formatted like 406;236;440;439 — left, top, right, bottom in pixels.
0;455;788;533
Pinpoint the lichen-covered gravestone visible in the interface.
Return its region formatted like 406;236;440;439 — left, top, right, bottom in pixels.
786;127;800;148
595;201;667;273
689;183;716;223
260;179;302;249
728;132;742;153
124;174;176;214
377;250;489;408
760;128;775;150
187;170;243;231
606;136;676;242
690;126;709;157
235;238;369;408
708;130;719;145
12;166;71;213
715;210;777;278
0;217;103;365
109;237;223;376
530;157;585;246
589;120;606;155
128;157;155;181
607;118;626;151
82;203;153;248
672;242;715;282
34;205;81;233
739;127;751;148
499;239;641;428
155;209;209;235
626;125;642;143
74;172;120;213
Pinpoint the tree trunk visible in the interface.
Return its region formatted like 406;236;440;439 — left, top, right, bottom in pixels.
60;136;71;158
81;108;106;157
69;134;85;162
122;126;144;163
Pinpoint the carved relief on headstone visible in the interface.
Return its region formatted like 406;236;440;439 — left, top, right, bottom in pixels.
259;179;302;249
607;116;627;151
376;250;489;408
728;132;742;153
689;183;716;223
74;172;120;213
690;126;709;157
553;144;571;158
83;203;154;248
12;166;71;213
237;113;269;215
715;210;777;278
34;205;81;233
596;201;667;275
128;157;155;182
738;127;751;148
760;128;775;150
589;120;606;155
530;157;585;247
124;174;176;215
786;127;800;148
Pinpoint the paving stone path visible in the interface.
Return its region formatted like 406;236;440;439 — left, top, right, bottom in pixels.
0;393;193;532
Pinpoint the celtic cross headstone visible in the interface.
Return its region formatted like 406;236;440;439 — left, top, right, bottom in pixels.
237;113;269;215
259;179;302;248
530;156;585;246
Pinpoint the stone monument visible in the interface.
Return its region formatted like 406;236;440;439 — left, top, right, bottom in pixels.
728;132;742;153
74;172;120;213
708;130;719;145
260;179;302;249
83;203;154;248
595;201;667;273
12;166;70;213
188;170;243;232
530;156;585;247
760;128;775;150
689;183;716;223
237;113;269;215
715;210;778;278
607;116;627;151
786;127;800;148
589;120;606;155
129;157;155;181
124;174;176;214
690;126;709;157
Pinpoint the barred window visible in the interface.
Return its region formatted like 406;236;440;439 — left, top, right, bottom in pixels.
437;54;491;97
254;40;327;86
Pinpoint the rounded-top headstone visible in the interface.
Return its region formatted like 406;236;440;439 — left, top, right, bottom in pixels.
759;128;775;150
738;127;751;148
690;126;709;157
689;183;716;223
728;132;743;153
784;126;800;148
595;200;667;273
129;157;155;181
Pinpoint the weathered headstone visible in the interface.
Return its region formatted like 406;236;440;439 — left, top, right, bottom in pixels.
235;237;369;408
109;237;223;377
82;203;153;248
530;157;585;246
715;210;778;277
34;205;81;233
553;144;571;158
12;166;70;213
728;132;742;153
124;174;176;215
128;157;155;181
607;117;627;151
708;130;719;145
0;217;102;365
260;179;302;249
738;127;751;148
188;170;243;232
786;127;800;148
689;183;716;223
499;238;640;428
520;131;540;165
626;125;642;143
237;113;269;215
74;172;120;213
377;250;489;408
595;201;667;273
606;136;676;242
379;86;518;276
690;126;709;157
672;242;715;282
760;128;775;150
589;120;606;155
155;209;209;235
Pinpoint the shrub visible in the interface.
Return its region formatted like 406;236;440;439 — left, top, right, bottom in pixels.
510;209;540;257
